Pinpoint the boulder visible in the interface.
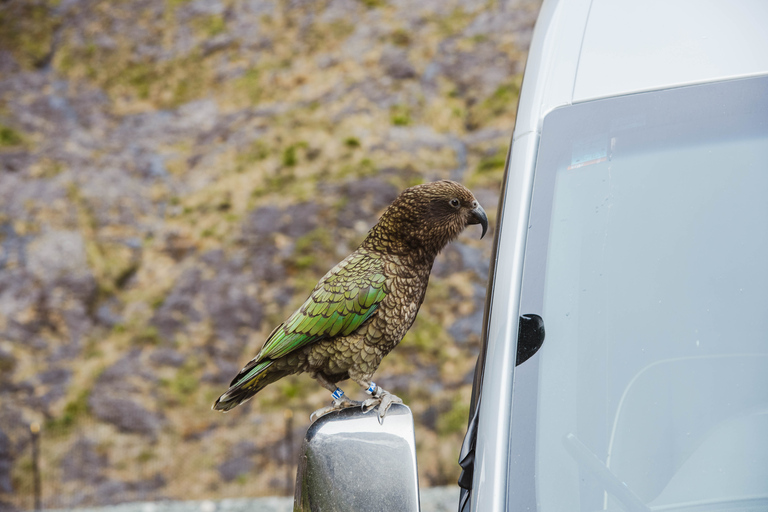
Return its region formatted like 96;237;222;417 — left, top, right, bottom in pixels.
0;429;12;494
88;395;163;438
60;437;108;484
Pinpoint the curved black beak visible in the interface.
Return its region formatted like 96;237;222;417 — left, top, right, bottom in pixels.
468;203;488;239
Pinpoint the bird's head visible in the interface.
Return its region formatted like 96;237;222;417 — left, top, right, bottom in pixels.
369;180;488;257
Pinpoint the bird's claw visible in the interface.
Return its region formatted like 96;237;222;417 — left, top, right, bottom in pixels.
310;396;362;423
361;390;403;424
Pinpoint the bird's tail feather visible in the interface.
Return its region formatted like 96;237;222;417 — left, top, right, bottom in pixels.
212;360;287;412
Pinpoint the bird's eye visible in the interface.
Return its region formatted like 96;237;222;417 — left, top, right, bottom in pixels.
449;198;460;209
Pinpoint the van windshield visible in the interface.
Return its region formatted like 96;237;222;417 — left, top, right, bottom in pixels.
510;76;768;512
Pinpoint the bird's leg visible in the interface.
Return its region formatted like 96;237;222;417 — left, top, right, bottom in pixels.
360;381;403;424
309;373;362;423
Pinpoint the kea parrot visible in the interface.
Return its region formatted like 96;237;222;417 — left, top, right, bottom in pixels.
213;180;488;422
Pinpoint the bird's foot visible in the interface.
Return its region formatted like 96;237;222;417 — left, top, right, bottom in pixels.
310;391;362;423
360;383;403;424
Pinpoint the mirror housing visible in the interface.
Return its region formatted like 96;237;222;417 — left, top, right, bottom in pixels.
294;403;420;512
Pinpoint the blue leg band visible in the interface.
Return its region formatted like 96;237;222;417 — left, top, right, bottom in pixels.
332;388;344;400
366;382;377;395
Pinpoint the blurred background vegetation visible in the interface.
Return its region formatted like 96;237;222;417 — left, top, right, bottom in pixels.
0;0;540;507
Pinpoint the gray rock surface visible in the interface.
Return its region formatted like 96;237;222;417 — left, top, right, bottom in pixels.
87;351;164;438
217;456;253;483
88;395;164;438
0;429;12;494
0;0;540;506
61;438;108;484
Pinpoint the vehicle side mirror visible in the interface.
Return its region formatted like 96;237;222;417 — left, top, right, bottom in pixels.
294;403;420;512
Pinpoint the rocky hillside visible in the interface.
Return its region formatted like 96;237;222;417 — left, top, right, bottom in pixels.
0;0;540;507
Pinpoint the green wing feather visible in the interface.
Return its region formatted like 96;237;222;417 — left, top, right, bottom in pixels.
214;252;388;410
257;252;387;361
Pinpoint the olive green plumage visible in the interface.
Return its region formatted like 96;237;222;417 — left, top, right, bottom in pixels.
213;180;488;412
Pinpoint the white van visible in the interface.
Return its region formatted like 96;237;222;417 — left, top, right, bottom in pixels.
295;1;768;510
